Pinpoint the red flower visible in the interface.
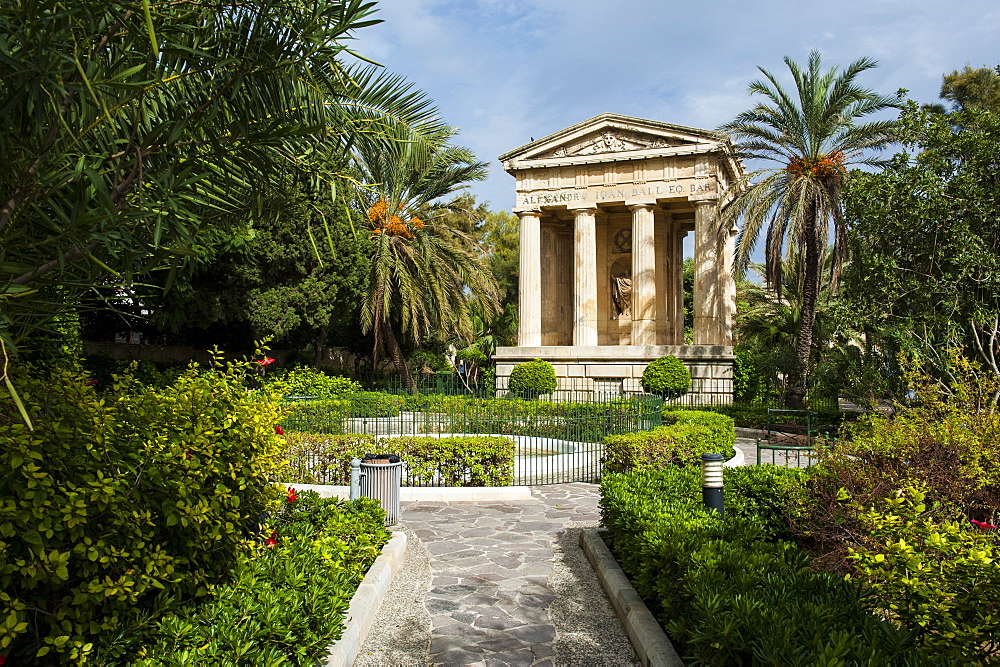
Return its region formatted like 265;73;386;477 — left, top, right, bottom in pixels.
184;450;192;461
275;425;285;435
972;519;998;530
85;379;98;386
1;654;7;664
256;357;276;366
287;487;297;503
265;529;278;547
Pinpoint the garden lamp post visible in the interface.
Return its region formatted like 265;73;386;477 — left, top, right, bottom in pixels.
701;453;724;518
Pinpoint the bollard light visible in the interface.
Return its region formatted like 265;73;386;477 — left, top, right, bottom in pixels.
701;452;724;519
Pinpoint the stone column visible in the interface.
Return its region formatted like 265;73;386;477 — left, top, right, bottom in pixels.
692;200;719;345
675;229;687;345
630;204;657;346
719;221;737;346
517;209;542;347
573;206;598;346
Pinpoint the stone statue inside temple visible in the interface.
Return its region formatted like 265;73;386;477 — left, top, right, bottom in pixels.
611;274;632;318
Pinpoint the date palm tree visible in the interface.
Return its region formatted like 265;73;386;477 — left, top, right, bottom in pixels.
352;125;499;391
720;50;897;406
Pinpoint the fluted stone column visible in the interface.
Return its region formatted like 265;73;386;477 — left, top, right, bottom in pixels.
719;221;737;346
630;204;657;346
692;200;719;345
675;229;687;345
573;206;598;346
517;209;542;346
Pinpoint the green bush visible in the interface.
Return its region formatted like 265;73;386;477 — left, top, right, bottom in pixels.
600;467;940;664
81;354;187;390
662;409;734;448
267;365;361;399
95;493;391;664
640;356;690;398
846;487;1000;661
281;393;406;434
0;358;285;663
390;436;515;486
603;410;734;473
283;434;514;486
507;359;557;398
796;356;1000;571
669;403;849;431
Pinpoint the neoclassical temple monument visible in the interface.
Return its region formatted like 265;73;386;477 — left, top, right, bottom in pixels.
493;113;743;399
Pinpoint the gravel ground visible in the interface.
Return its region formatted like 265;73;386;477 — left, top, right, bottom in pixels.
354;528;432;666
548;526;638;666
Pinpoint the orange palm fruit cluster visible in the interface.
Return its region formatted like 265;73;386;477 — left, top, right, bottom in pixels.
367;199;424;239
785;150;846;179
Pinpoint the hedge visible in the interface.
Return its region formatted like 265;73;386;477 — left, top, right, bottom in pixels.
95;493;390;664
282;394;659;443
669;404;849;431
284;434;515;486
603;409;734;472
600;467;942;664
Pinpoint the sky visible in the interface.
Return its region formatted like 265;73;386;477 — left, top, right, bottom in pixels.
349;0;1000;212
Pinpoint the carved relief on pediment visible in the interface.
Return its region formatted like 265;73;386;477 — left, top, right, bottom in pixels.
543;130;686;159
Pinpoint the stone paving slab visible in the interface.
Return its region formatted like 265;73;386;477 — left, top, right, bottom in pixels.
394;483;637;666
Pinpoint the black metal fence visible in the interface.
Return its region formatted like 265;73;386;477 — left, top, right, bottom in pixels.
281;392;664;485
376;373;840;413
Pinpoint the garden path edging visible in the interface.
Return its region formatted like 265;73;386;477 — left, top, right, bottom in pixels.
580;529;684;666
323;531;407;667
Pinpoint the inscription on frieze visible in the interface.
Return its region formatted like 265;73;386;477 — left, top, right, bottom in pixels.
517;179;717;207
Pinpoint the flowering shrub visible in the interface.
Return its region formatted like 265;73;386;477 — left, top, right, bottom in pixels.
0;356;286;663
94;493;390;663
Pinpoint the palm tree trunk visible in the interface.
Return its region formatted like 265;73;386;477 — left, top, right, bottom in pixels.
382;320;416;393
313;325;327;368
789;211;821;409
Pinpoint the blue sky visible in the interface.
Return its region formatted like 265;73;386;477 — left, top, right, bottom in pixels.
350;0;1000;211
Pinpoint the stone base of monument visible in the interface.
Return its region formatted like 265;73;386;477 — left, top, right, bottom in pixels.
494;344;733;402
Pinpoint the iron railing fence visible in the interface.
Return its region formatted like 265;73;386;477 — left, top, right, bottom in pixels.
373;373;840;413
281;392;664;485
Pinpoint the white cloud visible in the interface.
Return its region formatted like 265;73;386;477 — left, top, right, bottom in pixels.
353;0;1000;209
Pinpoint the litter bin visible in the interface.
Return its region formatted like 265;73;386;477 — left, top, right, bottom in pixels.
350;454;403;525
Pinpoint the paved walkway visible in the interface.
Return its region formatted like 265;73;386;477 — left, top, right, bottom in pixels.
356;483;637;666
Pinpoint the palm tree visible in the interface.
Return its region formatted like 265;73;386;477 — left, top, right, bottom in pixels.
352;126;499;391
719;50;898;407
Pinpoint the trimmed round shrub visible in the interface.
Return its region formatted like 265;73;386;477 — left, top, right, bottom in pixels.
641;355;691;398
508;358;557;398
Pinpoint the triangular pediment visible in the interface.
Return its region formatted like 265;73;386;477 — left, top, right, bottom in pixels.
499;113;728;170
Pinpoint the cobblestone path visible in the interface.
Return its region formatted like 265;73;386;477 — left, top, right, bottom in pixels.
395;483;636;666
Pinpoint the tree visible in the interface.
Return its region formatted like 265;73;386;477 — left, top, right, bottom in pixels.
352;126;499;390
0;0;450;408
136;181;370;363
719;50;898;406
941;65;1000;114
845;103;1000;386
